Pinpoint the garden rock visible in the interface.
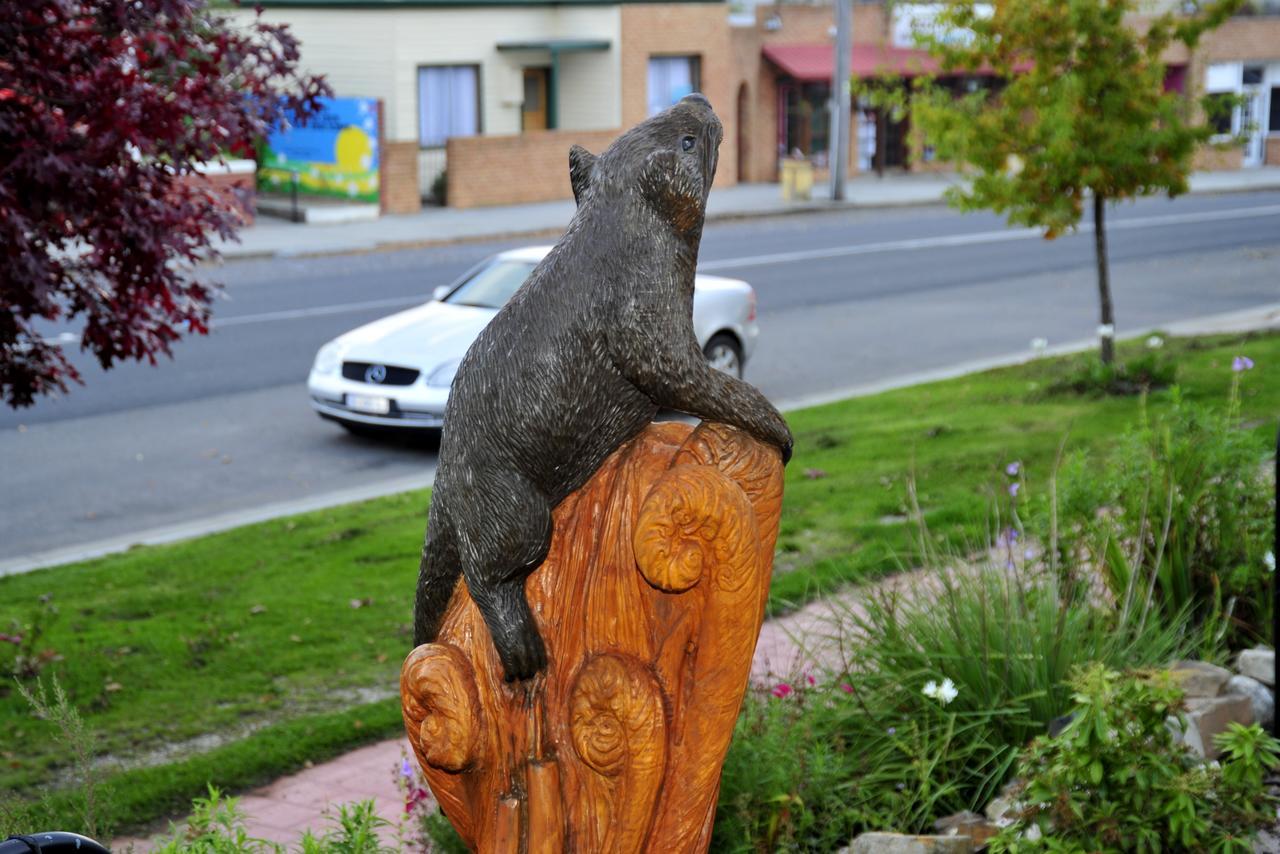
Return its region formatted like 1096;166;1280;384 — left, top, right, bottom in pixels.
1168;660;1232;698
849;832;974;854
1224;673;1275;728
934;811;998;847
985;778;1024;826
1255;827;1280;854
1237;647;1276;687
1181;694;1255;759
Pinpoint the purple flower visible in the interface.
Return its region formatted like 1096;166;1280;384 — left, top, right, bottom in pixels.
1006;461;1021;477
998;527;1020;547
1232;355;1255;372
1008;482;1020;497
886;726;897;735
772;683;794;699
400;758;413;778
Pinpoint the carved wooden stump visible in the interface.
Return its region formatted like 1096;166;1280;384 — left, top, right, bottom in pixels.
400;421;784;852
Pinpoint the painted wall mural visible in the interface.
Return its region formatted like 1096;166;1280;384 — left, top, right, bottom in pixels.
259;96;380;203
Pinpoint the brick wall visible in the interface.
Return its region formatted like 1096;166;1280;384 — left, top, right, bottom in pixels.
446;128;620;208
1195;144;1245;171
185;160;255;225
620;3;742;188
382;141;421;214
1268;136;1280;166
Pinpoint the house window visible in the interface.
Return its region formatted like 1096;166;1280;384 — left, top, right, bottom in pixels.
647;56;701;117
1270;87;1280;133
1205;92;1235;136
418;65;480;148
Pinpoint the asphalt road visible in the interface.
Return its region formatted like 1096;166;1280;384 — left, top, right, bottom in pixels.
3;191;1279;569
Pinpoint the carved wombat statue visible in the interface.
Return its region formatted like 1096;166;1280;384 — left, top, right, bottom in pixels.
413;94;792;681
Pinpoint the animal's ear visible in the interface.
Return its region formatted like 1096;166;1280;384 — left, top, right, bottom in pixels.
639;149;703;232
568;145;596;206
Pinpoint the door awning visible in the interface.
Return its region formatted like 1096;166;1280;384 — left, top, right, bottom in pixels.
497;39;610;52
764;43;947;82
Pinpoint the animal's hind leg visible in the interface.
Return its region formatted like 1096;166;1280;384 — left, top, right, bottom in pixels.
456;475;553;681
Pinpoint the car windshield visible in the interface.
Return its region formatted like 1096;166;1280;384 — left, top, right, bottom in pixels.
444;259;537;309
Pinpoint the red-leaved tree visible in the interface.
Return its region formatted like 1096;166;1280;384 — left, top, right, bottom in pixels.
0;0;329;407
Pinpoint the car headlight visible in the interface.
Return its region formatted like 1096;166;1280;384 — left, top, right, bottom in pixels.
426;358;461;388
313;340;345;375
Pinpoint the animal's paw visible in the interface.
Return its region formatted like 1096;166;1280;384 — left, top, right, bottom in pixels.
496;618;548;683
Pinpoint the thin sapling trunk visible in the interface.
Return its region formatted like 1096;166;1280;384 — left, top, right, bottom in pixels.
1093;192;1115;365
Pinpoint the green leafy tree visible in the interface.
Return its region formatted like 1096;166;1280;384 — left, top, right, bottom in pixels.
913;0;1243;364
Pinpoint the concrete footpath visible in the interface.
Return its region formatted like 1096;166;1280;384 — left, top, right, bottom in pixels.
214;168;1280;262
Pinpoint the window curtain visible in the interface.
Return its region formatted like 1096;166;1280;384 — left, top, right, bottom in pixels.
647;56;695;117
419;66;479;147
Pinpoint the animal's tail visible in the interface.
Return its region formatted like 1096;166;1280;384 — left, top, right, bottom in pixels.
413;514;462;648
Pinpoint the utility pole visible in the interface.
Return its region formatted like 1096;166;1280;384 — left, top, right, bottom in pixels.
829;0;853;200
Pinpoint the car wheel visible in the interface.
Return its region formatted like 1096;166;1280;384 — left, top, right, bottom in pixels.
703;333;743;379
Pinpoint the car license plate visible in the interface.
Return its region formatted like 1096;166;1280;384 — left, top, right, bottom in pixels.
346;393;391;415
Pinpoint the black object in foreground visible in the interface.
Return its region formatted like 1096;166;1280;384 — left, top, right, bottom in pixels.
1;833;109;854
413;94;793;682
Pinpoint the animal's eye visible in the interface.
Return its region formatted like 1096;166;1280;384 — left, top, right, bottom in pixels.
681;135;696;152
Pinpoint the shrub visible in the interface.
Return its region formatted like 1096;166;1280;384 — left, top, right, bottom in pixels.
1033;381;1275;648
1048;351;1177;397
713;560;1193;851
990;664;1280;852
151;786;394;853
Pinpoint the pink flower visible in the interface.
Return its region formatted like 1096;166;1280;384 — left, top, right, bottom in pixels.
805;674;816;686
0;634;21;645
772;682;794;699
840;683;854;694
405;785;430;814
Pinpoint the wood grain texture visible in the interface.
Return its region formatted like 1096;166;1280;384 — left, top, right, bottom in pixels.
401;421;784;852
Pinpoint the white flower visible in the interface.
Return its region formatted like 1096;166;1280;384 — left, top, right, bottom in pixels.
925;678;958;705
1266;551;1275;573
1005;154;1024;175
937;678;958;705
1024;824;1043;842
1146;335;1164;349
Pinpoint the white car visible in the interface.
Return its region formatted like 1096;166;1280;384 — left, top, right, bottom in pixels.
308;246;760;433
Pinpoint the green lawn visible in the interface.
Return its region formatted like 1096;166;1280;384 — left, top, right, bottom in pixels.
2;331;1277;836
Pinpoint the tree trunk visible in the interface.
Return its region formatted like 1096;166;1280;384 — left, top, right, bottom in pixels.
1093;192;1115;365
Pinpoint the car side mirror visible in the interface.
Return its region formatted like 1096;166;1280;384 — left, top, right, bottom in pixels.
432;285;450;302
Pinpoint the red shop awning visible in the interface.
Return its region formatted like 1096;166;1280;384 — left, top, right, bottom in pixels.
764;42;952;82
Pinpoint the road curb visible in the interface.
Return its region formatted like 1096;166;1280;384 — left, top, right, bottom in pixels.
216;177;1280;263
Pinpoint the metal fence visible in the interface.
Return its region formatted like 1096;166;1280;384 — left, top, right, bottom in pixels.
418;148;447;204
